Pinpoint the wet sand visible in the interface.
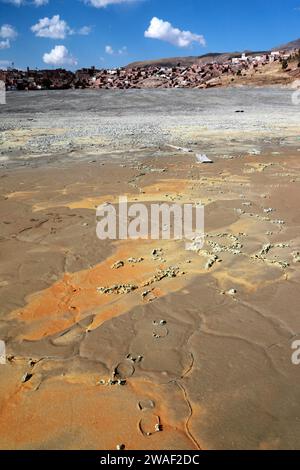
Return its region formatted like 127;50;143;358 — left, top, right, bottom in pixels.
0;90;300;450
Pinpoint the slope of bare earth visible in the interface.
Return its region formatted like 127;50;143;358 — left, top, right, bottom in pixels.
126;51;270;69
0;89;300;449
274;38;300;51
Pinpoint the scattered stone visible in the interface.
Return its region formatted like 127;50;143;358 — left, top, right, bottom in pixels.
267;260;290;269
276;243;290;249
292;252;300;263
152;248;163;260
196;154;213;164
117;379;127;386
205;255;219;270
108;379;117;386
272;219;285;225
142;290;151;299
227;289;237;296
150;168;166;173
116;444;125;451
127;354;143;363
128;257;144;264
263;208;275;214
166;144;192;153
248;149;261;155
260;243;273;256
21;372;32;383
235;208;246;215
97;284;138;295
143;266;180;286
111;260;125;270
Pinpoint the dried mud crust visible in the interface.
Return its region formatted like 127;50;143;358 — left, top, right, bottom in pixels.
0;90;300;449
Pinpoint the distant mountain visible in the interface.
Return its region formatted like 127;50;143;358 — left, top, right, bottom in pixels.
126;50;270;69
274;38;300;51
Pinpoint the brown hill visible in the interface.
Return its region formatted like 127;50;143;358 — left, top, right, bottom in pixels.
126;50;270;69
274;38;300;51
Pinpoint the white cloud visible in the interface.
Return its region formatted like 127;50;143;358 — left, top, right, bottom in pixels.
105;45;114;55
1;0;23;4
0;24;17;49
0;39;10;49
78;25;92;35
43;45;77;66
105;44;127;55
31;15;72;39
144;17;206;48
31;15;92;39
1;0;48;5
84;0;136;8
33;0;48;6
0;24;17;39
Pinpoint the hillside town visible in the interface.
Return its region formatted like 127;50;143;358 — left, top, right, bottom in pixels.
1;48;299;91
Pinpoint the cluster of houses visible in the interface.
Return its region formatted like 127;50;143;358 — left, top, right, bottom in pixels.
231;50;292;65
0;49;298;91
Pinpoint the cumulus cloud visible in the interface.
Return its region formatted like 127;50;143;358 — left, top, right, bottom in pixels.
78;25;92;35
33;0;48;5
144;17;206;48
1;0;48;5
43;45;77;66
0;39;10;49
31;15;72;39
105;45;114;55
84;0;136;8
31;15;92;39
0;24;17;39
0;24;17;49
105;44;127;55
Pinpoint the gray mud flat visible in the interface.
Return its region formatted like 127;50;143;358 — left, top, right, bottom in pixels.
0;88;299;168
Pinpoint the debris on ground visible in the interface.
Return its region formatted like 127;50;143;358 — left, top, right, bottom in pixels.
143;266;180;287
111;260;125;270
248;149;261;155
116;444;125;451
196;154;213;164
227;288;237;296
21;372;33;383
97;284;138;295
166;144;192;153
205;254;219;270
128;257;144;264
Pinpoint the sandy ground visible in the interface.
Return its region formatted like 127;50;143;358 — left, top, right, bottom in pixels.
0;89;300;450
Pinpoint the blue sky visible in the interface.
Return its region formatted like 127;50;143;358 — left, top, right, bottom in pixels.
0;0;299;70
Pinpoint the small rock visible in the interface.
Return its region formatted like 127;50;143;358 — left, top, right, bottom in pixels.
21;372;32;383
116;444;125;451
227;289;237;296
111;260;124;270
